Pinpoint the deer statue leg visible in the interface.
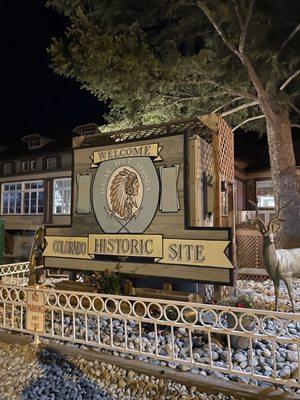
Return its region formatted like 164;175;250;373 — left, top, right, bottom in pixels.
273;280;280;312
283;277;295;313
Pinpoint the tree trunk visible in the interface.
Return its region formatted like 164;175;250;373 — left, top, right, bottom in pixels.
265;110;300;248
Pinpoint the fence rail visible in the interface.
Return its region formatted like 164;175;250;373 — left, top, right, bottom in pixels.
0;262;30;286
0;282;300;388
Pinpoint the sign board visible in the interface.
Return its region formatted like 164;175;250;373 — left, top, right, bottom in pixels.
44;131;234;284
44;235;232;269
26;289;45;333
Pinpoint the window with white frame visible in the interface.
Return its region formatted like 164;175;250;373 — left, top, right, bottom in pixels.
1;180;44;215
21;161;29;172
29;139;41;149
47;157;57;170
256;180;275;208
53;178;71;215
30;159;37;171
3;162;13;175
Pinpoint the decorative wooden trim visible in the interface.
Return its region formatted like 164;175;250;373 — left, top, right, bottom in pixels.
188;136;202;226
212;134;221;226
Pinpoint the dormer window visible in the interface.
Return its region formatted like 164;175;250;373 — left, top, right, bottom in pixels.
29;139;41;149
22;134;52;150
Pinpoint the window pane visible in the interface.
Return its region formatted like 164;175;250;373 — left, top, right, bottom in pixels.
3;193;9;208
24;192;29;213
38;191;44;206
9;193;15;213
16;192;22;214
47;157;57;170
257;180;274;208
53;179;71;214
31;160;37;170
4;163;12;175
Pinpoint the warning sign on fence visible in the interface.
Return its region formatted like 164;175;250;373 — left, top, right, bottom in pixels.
26;289;45;333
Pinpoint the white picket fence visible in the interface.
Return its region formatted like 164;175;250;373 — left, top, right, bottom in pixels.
0;262;30;286
0;281;300;388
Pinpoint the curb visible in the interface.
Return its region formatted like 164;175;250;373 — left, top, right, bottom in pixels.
0;331;298;400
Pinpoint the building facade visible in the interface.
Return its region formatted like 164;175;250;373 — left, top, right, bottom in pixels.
0;134;72;260
234;134;300;278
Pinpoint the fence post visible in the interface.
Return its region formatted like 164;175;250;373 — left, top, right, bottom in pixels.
31;333;41;346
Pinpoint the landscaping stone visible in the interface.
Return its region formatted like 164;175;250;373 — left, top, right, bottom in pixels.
0;341;237;400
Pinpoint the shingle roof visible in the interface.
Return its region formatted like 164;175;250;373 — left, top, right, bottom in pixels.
75;117;214;148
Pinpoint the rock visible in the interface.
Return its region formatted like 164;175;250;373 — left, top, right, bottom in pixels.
233;352;246;363
279;365;291;379
287;344;298;351
262;349;271;358
286;351;298;362
117;380;126;389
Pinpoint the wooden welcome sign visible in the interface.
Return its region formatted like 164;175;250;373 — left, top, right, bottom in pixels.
44;117;234;284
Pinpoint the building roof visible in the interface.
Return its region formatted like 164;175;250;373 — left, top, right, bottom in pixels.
73;116;219;149
0;134;71;161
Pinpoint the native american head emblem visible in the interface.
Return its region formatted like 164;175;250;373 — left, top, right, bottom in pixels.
109;168;141;220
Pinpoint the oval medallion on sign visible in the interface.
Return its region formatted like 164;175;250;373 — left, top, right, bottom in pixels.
92;157;159;233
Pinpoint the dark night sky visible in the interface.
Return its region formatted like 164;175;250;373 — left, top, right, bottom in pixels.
0;1;297;167
0;1;106;144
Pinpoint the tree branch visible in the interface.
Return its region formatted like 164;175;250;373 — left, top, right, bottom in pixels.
288;100;300;115
234;0;255;53
291;124;300;128
212;96;243;113
197;1;240;56
221;100;259;117
197;1;268;110
280;70;300;91
278;23;300;56
199;73;258;100
232;114;265;131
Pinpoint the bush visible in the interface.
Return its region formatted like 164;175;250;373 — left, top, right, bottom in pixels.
85;269;121;295
217;292;256;309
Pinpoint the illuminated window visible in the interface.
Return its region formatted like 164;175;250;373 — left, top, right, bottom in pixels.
256;180;275;208
53;178;71;215
1;180;44;215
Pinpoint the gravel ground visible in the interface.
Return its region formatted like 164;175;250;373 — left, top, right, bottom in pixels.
0;342;236;400
236;278;300;311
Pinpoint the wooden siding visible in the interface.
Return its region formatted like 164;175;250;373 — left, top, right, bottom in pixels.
45;257;231;284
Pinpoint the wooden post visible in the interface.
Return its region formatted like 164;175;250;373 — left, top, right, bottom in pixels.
227;182;236;266
212;133;221;227
163;281;172;293
188;136;201;227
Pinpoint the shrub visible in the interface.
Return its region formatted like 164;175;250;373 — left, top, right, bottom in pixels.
217;292;256;309
85;269;121;295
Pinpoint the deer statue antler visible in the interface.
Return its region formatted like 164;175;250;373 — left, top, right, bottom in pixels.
246;200;268;234
268;199;292;234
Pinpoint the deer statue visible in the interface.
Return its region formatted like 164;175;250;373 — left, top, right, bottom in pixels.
246;201;300;312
